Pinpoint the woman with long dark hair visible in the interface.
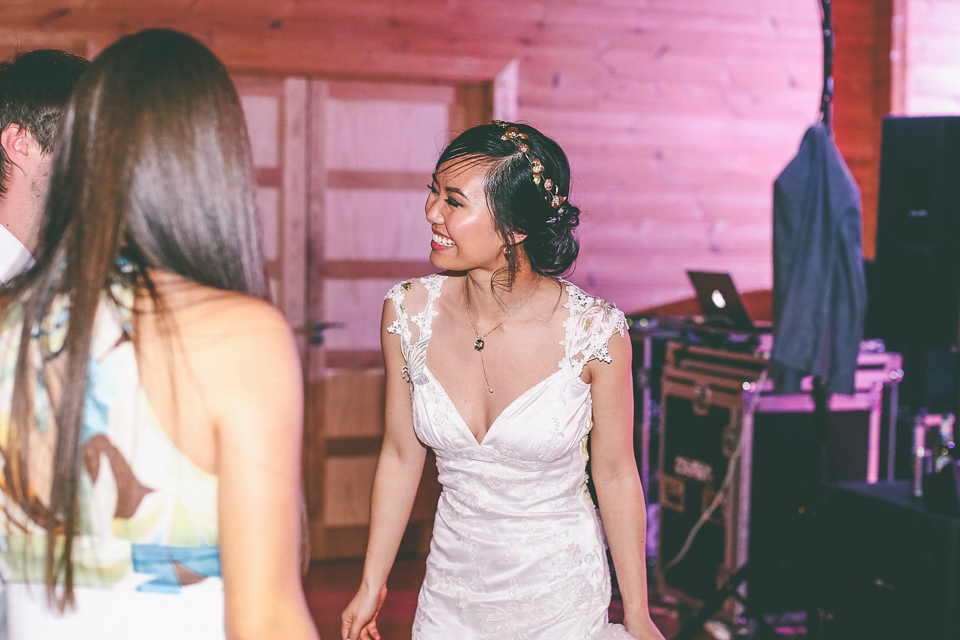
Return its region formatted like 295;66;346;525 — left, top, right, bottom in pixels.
0;29;319;639
342;122;663;639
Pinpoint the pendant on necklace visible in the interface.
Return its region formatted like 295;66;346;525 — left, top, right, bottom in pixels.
474;338;485;351
487;386;494;393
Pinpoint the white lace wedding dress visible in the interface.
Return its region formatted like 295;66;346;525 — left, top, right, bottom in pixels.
386;274;636;640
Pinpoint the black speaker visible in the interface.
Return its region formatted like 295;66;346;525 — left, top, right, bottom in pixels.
872;115;960;351
870;116;960;414
820;482;960;639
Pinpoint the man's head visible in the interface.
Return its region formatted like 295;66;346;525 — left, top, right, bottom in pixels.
0;49;87;249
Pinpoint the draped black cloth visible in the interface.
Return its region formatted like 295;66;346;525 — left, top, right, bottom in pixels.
772;123;867;394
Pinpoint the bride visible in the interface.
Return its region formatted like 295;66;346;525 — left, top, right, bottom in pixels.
341;121;664;640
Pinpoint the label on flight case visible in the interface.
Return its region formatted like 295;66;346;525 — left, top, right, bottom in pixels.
674;455;715;484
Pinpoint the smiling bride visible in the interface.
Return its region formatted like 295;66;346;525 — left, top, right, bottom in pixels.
340;121;664;640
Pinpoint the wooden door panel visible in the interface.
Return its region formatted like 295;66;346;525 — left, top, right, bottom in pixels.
324;456;379;527
307;79;491;560
234;75;309;351
234;74;319;556
239;74;490;560
237;80;283;298
324;189;432;261
309;80;444;559
255;187;280;263
324;94;455;172
321;278;399;351
242;94;280;166
321;369;386;440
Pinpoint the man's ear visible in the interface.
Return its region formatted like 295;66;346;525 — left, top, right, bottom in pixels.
0;124;29;164
0;124;38;163
0;125;44;181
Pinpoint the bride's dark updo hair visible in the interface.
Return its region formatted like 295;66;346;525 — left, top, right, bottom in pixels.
435;121;580;287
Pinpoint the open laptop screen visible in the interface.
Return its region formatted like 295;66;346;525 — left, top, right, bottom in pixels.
686;270;755;331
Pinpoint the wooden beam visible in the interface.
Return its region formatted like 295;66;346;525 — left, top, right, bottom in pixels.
326;170;430;190
255;166;282;187
324;348;383;369
319;260;436;279
326;437;384;457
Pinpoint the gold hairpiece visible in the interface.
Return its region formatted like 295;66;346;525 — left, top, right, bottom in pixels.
495;122;569;221
500;125;530;153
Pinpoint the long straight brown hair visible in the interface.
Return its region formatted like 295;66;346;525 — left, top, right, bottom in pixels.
2;28;266;609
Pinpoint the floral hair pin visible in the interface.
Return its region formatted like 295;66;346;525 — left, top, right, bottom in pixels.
494;121;569;223
501;125;530;153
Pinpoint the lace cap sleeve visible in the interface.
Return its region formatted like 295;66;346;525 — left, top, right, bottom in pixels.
383;275;445;386
563;284;627;368
385;280;414;343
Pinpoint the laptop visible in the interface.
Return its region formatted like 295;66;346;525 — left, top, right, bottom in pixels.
686;270;755;332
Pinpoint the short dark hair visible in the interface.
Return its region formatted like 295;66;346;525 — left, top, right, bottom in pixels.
436;122;581;288
0;49;88;194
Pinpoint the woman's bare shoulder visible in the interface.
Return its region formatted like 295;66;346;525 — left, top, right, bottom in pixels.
156;278;290;335
143;278;299;384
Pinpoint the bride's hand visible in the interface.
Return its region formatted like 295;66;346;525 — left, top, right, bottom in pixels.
624;614;666;640
341;583;387;640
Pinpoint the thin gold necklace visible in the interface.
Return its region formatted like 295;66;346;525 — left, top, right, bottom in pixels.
463;276;541;393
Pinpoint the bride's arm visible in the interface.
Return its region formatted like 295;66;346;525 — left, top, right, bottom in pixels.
589;331;665;640
341;299;427;640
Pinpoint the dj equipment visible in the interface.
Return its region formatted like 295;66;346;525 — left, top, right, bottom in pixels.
629;317;769;502
656;343;901;621
686;271;755;332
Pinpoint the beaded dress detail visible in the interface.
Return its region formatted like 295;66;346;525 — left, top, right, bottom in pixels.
385;274;634;640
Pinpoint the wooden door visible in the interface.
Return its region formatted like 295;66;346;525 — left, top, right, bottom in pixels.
236;73;491;560
306;80;491;558
234;75;309;343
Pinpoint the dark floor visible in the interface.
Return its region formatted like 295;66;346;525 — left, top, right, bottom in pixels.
303;557;700;640
304;557;427;640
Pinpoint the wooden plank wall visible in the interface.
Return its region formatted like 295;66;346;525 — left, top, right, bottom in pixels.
1;0;824;314
899;0;960;115
831;0;960;261
833;0;894;261
555;4;823;312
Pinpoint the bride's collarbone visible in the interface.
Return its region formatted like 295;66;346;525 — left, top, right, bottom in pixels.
428;338;563;406
431;330;562;377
